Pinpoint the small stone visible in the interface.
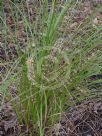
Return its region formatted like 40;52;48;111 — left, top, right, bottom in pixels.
93;18;98;25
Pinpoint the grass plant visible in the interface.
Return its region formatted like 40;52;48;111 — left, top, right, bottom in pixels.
0;0;102;135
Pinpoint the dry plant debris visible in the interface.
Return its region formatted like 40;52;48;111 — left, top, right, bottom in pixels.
51;98;102;136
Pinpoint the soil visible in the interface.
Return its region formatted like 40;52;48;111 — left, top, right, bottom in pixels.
0;101;20;136
51;98;102;136
0;0;102;136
